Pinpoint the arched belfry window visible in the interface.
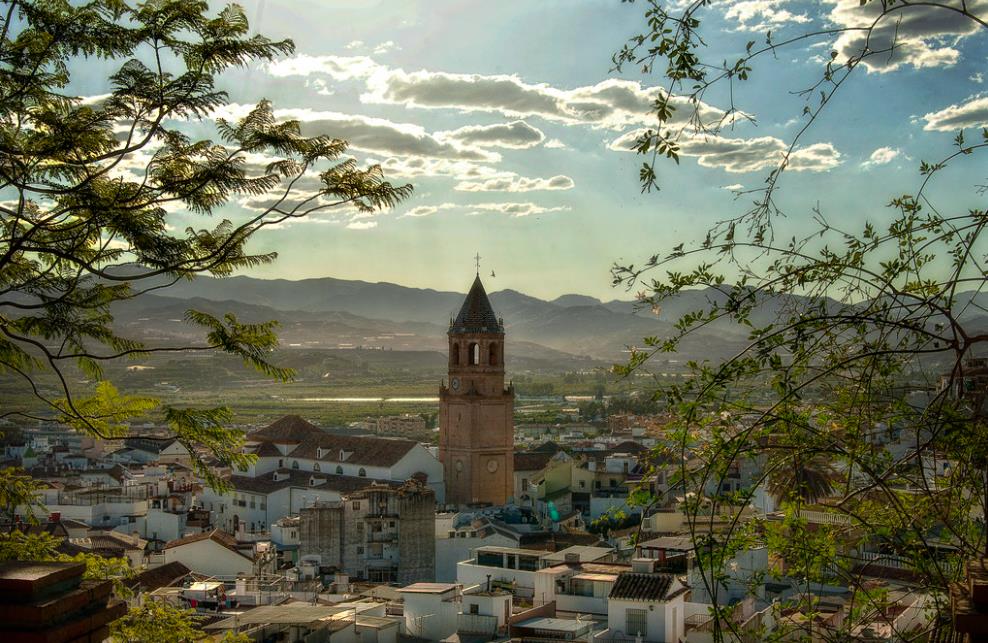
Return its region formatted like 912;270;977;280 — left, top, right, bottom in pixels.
489;342;498;366
451;343;460;366
468;342;479;365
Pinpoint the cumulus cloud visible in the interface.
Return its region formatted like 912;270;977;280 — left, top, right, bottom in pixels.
362;72;729;130
922;94;988;131
217;104;498;162
544;138;569;149
610;129;841;173
827;0;988;73
470;202;569;217
372;41;400;55
403;201;567;218
404;203;459;217
266;55;382;80
725;0;811;31
455;174;574;192
439;120;545;149
366;156;509;181
346;220;378;230
861;146;901;167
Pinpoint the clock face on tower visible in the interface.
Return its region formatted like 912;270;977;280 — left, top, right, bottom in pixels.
451;377;460;391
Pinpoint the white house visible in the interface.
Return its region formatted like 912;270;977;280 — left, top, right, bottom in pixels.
534;561;630;616
162;529;255;578
457;546;548;597
437;513;520;582
593;560;690;642
399;582;511;642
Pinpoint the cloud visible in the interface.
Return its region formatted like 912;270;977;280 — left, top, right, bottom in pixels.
725;0;811;32
470;202;569;217
610;129;841;173
922;94;988;131
362;71;729;130
972;72;985;84
722;183;745;191
544;138;569;149
372;41;399;55
787;143;842;171
455;174;574;192
345;40;364;50
827;0;988;73
346;220;378;230
403;201;568;218
861;146;901;167
404;202;459;217
366;156;509;180
218;104;499;162
439;120;545;149
266;55;382;80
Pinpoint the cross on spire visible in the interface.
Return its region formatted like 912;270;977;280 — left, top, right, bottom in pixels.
474;252;481;274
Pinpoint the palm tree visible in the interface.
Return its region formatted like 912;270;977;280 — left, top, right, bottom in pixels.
766;452;837;510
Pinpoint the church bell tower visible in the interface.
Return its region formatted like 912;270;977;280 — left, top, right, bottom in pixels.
439;274;515;507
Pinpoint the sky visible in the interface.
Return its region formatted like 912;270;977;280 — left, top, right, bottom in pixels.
76;0;988;300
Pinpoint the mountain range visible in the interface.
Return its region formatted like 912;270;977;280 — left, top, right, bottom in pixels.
109;274;988;368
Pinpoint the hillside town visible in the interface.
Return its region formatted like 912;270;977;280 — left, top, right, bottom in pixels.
3;275;982;642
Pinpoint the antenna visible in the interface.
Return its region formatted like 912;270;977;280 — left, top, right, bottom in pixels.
474;252;481;274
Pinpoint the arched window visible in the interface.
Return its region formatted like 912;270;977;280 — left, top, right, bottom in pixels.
336;465;343;475
358;468;366;477
468;342;479;365
292;461;299;469
489;342;498;366
313;463;321;472
451;343;460;366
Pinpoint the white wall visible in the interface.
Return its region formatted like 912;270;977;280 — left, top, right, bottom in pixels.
129;508;185;542
436;532;515;582
402;593;459;642
163;540;253;577
607;594;686;643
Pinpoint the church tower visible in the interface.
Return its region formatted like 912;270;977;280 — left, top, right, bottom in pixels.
439;274;514;507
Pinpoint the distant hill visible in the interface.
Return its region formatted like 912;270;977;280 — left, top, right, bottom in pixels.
109;272;988;366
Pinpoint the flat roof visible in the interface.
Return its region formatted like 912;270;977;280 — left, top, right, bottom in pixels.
572;572;619;582
206;603;349;628
639;536;696;551
543;545;614;562
474;546;547;557
398;583;459;594
516;617;591;632
356;615;398;629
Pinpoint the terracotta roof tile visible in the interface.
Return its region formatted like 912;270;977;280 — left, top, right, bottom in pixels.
250;415;419;468
229;470;397;495
251;415;324;443
608;572;677;601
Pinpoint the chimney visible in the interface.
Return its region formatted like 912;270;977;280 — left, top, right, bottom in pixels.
631;558;656;574
563;552;580;564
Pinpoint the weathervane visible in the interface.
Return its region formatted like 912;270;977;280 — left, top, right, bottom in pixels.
474;252;481;274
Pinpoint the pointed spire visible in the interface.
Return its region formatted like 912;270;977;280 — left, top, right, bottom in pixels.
451;274;502;334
